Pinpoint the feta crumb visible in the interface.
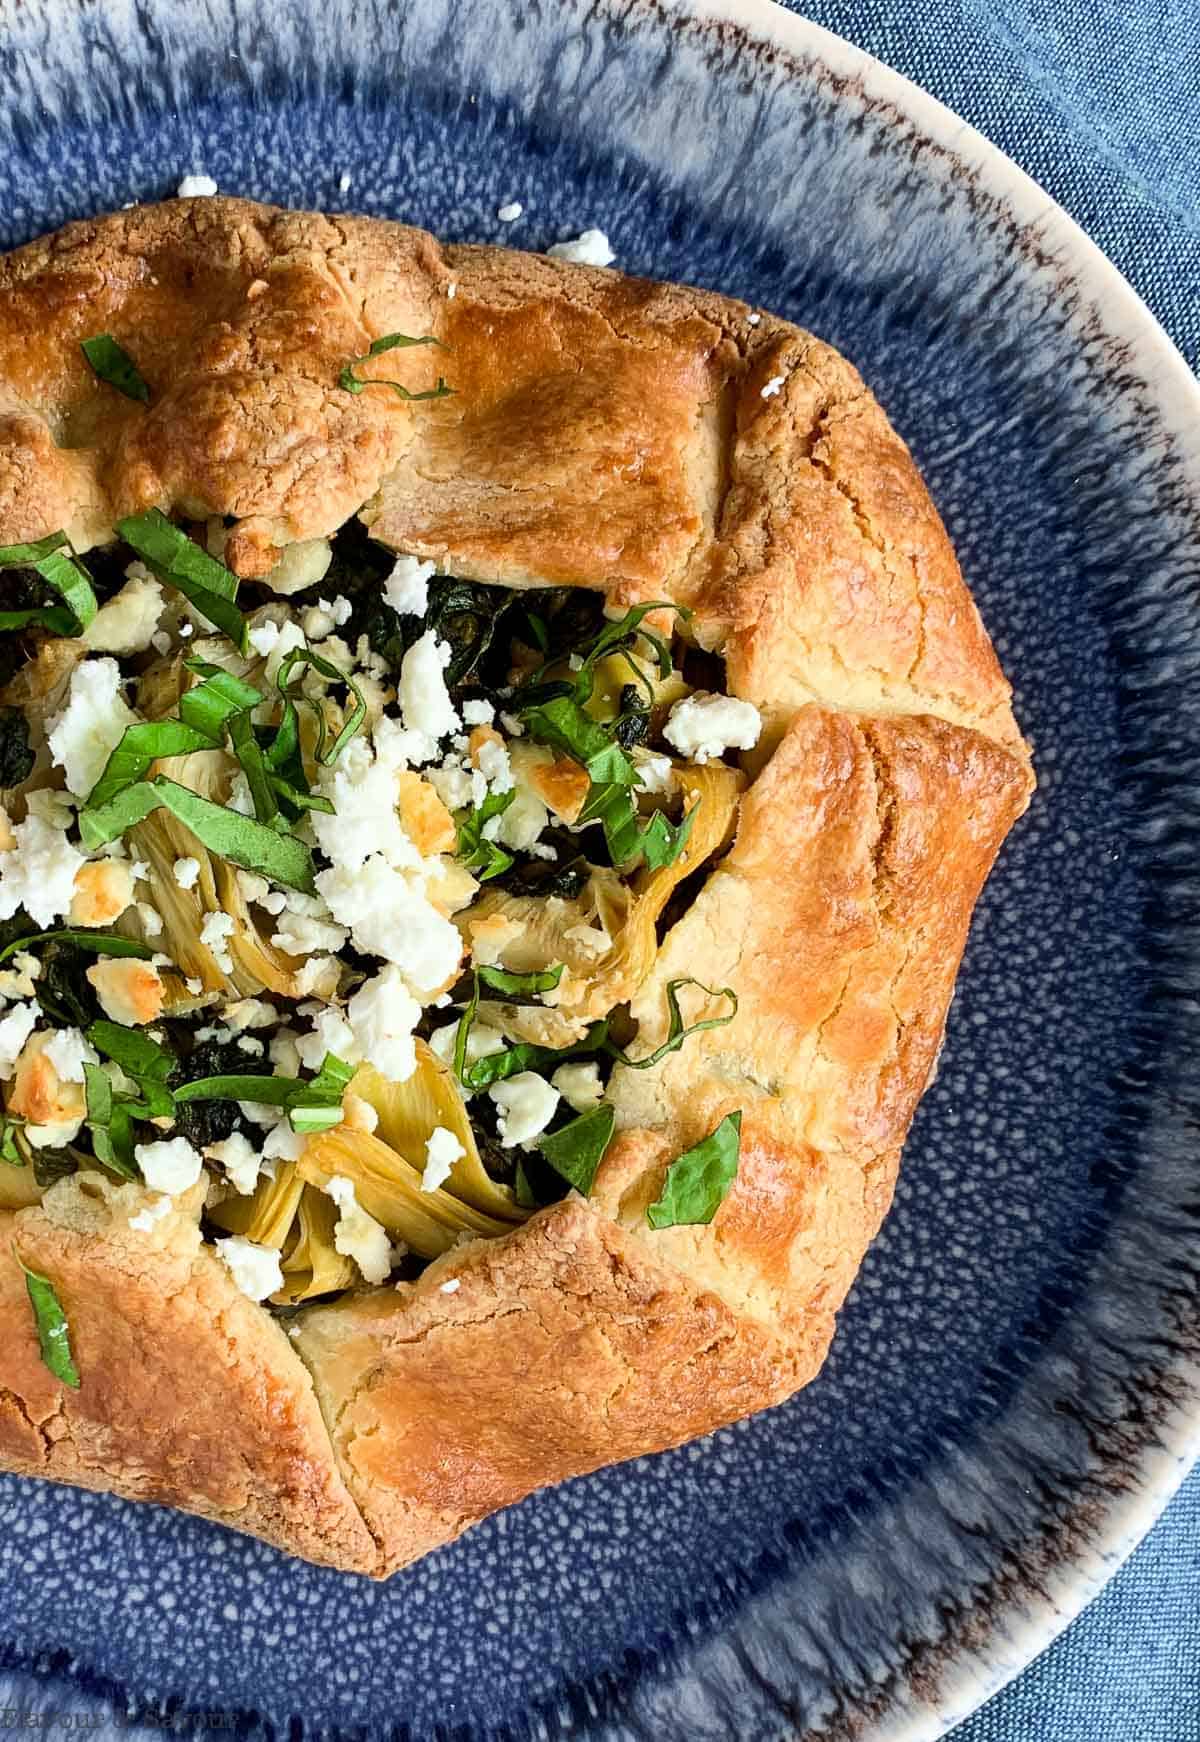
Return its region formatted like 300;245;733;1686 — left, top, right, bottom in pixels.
310;736;422;874
0;1003;39;1078
635;753;674;794
42;1027;98;1085
184;977;203;997
427;758;474;813
135;1136;203;1194
173;855;201;890
295;1005;359;1073
136;901;164;937
429;1020;505;1075
421;1126;465;1193
300;604;336;642
262;1121;308;1163
215;1235;284;1302
316;859;463;996
551;1061;604;1112
488;1072;560;1148
203;1132;263;1195
440;1278;461;1294
86;958;165;1026
47;657;138;800
398;631;460;751
495;783;549;853
663;692;762;764
476;736;514;794
497;200;524;222
761;374;786;399
0;814;86;928
461;698;495;727
237;1035;264;1057
200;910;236;974
547;228;615;267
236;871;270;906
129;1194;173;1234
291;954;342;1000
347;965;421;1083
383;554;436;619
269;1029;303;1077
177;173;218;198
325;1175;392;1284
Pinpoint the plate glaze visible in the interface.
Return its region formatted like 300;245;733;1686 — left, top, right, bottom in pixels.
0;2;1198;1737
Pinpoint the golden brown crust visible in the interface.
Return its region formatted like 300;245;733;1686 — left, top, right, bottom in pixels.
0;198;1033;1574
0;1176;377;1572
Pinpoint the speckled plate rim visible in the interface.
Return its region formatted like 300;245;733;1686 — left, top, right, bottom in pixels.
678;3;1200;1736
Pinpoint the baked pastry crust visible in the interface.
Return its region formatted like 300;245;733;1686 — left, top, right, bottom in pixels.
0;199;1033;1574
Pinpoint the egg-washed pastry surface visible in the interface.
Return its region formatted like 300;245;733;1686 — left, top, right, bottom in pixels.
0;199;1032;1575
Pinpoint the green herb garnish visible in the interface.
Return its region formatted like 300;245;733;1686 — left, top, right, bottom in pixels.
338;332;452;401
605;978;737;1071
538;1103;615;1196
0;930;154;968
455;789;516;881
0;1117;24;1166
275;645;366;766
476;962;565;997
116;510;247;650
80;334;151;403
16;1254;80;1388
80;776;317;892
646;1111;742;1229
0;533;98;635
173;1051;353;1134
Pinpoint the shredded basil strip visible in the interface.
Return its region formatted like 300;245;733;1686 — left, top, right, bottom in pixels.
646;1111;742;1229
227;710;281;828
538;1103;615;1196
0;1117;24;1166
462;1020;609;1094
116;510;247;650
455;789;516;881
174;1051;352;1134
80;776;317;892
88;1021;175;1086
338;331;453;401
0;533;98;634
16;1254;80;1388
80;334;151;403
477;962;565;997
569;601;687;706
84;719;217;811
0;930;153;968
82;1062;141;1179
179;660;263;738
275;646;366;765
519;696;638;787
605;978;737;1071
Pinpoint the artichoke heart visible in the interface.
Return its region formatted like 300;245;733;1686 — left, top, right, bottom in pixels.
350;1048;523;1222
208;1160;305;1245
297;1126;520;1260
273;1185;358;1304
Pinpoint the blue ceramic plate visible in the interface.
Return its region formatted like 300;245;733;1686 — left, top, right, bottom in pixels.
1;2;1198;1737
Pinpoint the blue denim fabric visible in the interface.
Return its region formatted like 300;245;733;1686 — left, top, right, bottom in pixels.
783;5;1200;1735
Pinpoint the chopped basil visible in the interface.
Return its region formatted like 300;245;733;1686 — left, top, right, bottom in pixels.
173;1051;352;1134
538;1103;615;1196
646;1111;742;1229
82;1062;140;1179
227;709;281;828
88;1021;175;1086
179;660;263;739
275;646;366;765
0;930;153;968
605;978;737;1071
84;719;219;811
80;775;317;892
80;334;151;403
338;332;452;401
520;696;638;787
575;779;696;870
455;790;516;881
476;962;565;997
116;510;247;650
16;1255;80;1388
0;1117;24;1166
0;533;98;635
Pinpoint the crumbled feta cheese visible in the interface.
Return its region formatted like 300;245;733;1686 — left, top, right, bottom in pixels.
347;965;421;1083
237;871;271;906
86;958;165;1026
82;574;164;655
184;977;203;997
237;1035;265;1057
428;1020;505;1073
341;1091;379;1134
316;858;463;995
440;1277;461;1293
497;200;524;222
226;771;255;817
325;1175;392;1284
261;538;333;597
551;1061;604;1112
325;595;353;627
761;374;786;399
0;815;86;928
268;1029;303;1077
427;758;474;813
42;1027;98;1084
130;860;149;882
461;698;495;727
495;784;549;853
635;753;674;794
173;855;201;890
0;1003;38;1078
204;1132;264;1195
223;998;277;1032
46;657;138;800
270;901;348;959
311;736;422;873
246;618;306;681
421;1126;465;1193
262;1121;309;1163
383;555;436;619
291;954;342;999
398;631;459;752
23;1116;84;1150
489;1072;559;1148
129;1194;173;1234
547;228;615;267
200;910;236;974
476;736;513;794
135;1135;203;1194
215;1235;284;1302
295;1006;359;1073
177;173;218;197
136;901;164;937
663;692;763;763
301;603;337;642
